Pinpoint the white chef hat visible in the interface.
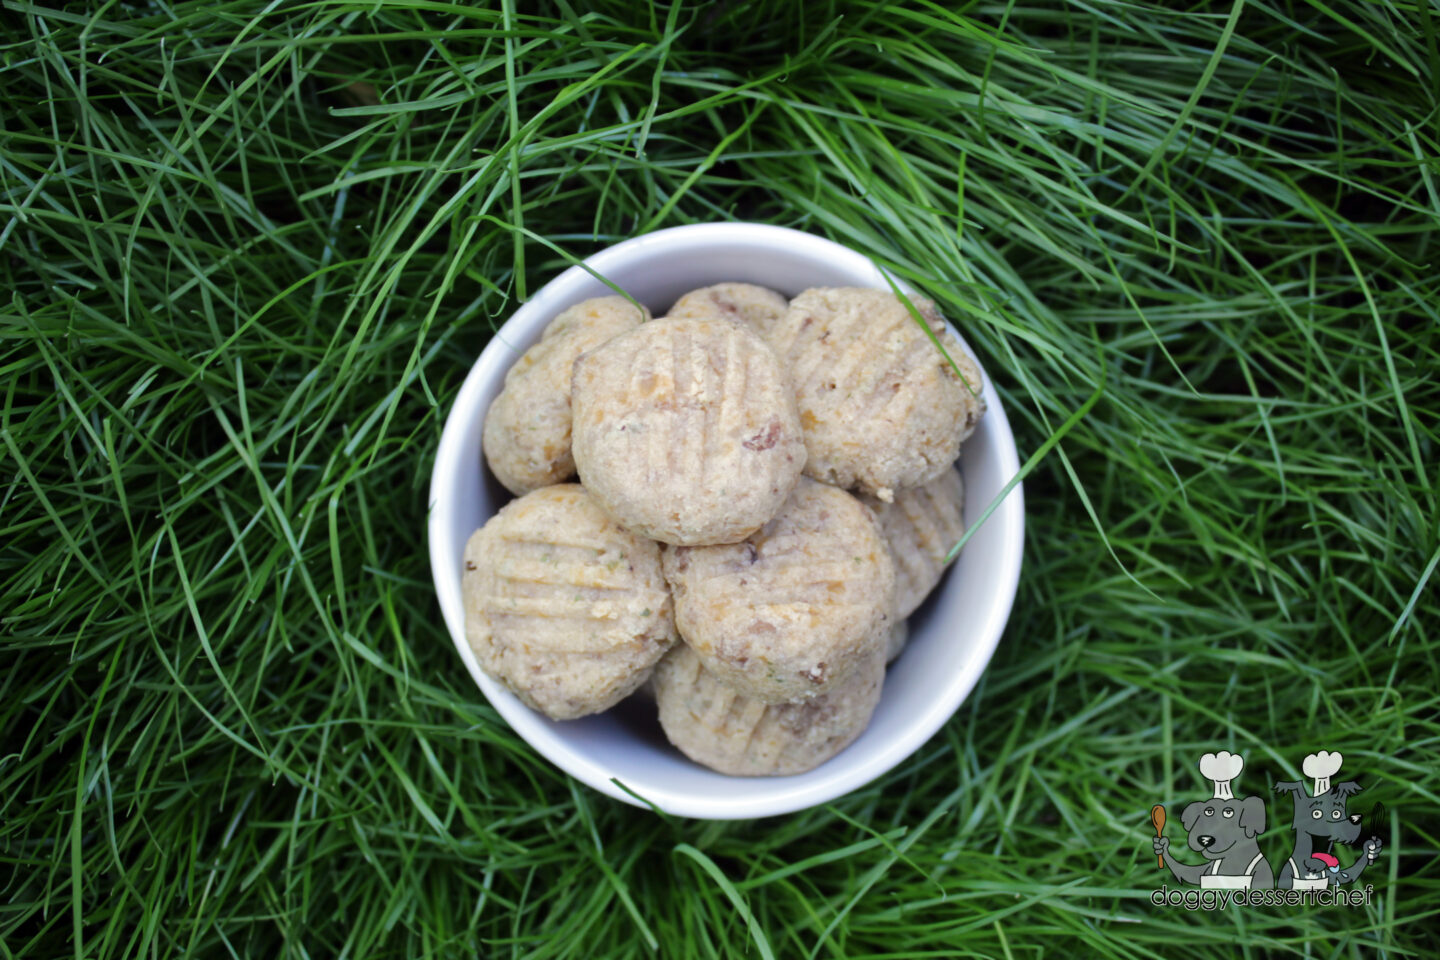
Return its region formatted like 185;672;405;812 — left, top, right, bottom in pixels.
1198;751;1244;800
1303;751;1343;797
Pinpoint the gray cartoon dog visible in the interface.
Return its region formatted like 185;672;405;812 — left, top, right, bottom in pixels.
1152;751;1274;889
1274;751;1383;890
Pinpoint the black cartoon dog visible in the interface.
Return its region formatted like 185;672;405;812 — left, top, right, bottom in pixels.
1153;751;1274;889
1274;751;1383;890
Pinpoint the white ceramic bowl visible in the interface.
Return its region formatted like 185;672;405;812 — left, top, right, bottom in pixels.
428;223;1024;819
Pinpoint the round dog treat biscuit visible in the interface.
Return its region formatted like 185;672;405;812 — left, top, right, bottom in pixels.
770;287;985;501
461;484;676;720
571;316;805;545
483;296;648;495
861;465;966;619
667;283;790;339
662;478;894;703
654;642;885;776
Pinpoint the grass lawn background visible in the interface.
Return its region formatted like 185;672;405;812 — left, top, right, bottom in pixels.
3;1;1437;956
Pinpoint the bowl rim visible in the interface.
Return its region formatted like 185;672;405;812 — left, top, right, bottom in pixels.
427;221;1024;819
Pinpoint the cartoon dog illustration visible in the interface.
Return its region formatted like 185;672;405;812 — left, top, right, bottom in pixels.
1152;751;1274;889
1274;751;1383;890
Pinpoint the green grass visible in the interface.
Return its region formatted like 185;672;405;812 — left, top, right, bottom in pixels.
2;1;1438;956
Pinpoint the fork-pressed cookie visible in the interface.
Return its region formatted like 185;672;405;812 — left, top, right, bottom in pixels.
769;287;985;501
653;642;885;776
483;296;648;495
666;282;790;339
661;478;894;703
861;464;966;619
461;484;676;719
571;316;806;545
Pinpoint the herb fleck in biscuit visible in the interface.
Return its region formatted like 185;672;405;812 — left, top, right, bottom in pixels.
667;282;790;338
483;296;648;495
861;465;966;619
770;287;985;501
653;642;885;776
571;316;805;545
662;478;894;703
462;484;676;720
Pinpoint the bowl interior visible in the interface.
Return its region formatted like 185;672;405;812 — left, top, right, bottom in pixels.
428;223;1024;819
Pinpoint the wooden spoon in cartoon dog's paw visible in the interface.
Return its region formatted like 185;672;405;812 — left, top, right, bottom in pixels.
1150;804;1166;868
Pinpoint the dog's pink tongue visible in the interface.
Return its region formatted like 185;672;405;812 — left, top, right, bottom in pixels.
1313;852;1339;868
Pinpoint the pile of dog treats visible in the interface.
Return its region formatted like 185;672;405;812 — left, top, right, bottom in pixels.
463;283;986;776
